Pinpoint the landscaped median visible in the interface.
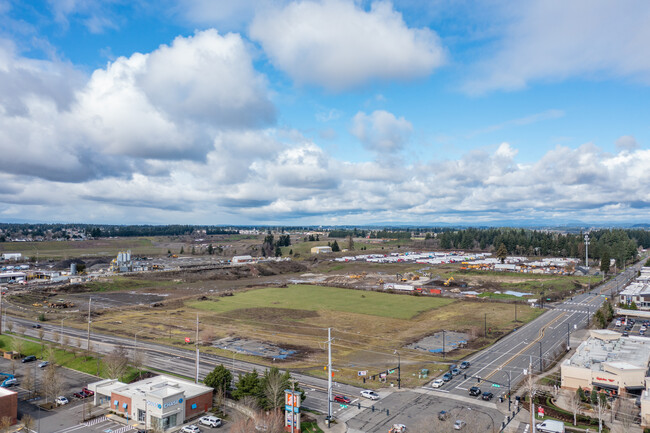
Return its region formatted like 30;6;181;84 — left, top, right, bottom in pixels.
522;392;609;433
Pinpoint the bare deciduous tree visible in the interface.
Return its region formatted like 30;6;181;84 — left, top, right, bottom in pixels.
42;364;63;403
103;345;129;379
264;370;286;411
213;387;226;415
21;414;34;431
617;398;637;431
22;365;35;398
62;334;70;351
6;321;13;333
524;371;540;433
201;326;216;345
11;336;25;357
0;416;12;430
565;389;582;426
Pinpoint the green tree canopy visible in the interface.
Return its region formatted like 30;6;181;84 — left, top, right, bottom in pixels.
204;364;233;395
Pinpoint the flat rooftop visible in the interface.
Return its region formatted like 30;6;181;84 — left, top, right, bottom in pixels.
112;375;211;399
0;387;16;397
566;332;650;371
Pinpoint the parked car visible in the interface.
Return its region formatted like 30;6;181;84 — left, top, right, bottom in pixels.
82;387;94;396
38;361;49;368
198;416;222;427
449;364;457;371
1;378;17;387
460;361;470;369
454;420;466;430
55;396;69;406
180;426;201;433
431;379;444;388
469;387;481;396
73;391;86;399
442;373;453;382
32;324;42;329
451;368;461;376
22;355;37;363
482;391;494;401
623;331;629;337
334;395;352;404
438;410;449;421
361;390;380;400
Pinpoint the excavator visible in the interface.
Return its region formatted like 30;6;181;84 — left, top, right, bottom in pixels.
443;276;454;286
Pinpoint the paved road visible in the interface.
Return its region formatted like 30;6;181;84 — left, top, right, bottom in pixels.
430;264;643;408
7;262;644;428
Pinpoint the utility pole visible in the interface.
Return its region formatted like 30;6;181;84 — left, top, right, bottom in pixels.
327;328;333;427
442;330;446;359
195;314;200;384
539;341;543;372
0;288;3;335
514;302;517;322
567;322;570;351
529;357;536;433
484;313;487;337
86;298;92;350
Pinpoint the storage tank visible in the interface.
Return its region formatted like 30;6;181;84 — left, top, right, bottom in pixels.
70;263;77;275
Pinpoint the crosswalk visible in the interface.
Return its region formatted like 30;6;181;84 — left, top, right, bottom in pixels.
83;416;107;426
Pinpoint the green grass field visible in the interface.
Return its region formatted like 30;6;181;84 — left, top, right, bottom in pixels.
187;284;455;319
0;238;166;260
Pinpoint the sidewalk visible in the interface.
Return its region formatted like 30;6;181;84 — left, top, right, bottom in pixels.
316;414;347;433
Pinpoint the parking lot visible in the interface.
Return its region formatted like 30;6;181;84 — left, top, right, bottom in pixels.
611;316;650;336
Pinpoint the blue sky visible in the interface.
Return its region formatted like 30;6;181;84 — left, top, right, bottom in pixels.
0;0;649;225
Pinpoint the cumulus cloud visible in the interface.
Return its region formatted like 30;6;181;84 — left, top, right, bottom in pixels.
350;110;412;152
249;0;445;90
0;29;275;181
464;0;650;94
615;135;639;152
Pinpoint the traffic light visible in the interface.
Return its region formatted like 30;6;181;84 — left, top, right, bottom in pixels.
372;405;375;412
357;403;361;410
478;378;481;383
386;409;389;416
464;373;467;379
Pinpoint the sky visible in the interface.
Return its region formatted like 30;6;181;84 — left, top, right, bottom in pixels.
0;0;649;226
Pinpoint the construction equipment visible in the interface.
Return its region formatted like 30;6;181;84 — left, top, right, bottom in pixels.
411;275;420;281
32;303;42;307
443;277;454;286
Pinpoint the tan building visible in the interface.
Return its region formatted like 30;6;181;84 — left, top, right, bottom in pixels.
561;329;650;396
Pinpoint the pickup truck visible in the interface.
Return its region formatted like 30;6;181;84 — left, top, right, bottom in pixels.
536;420;565;433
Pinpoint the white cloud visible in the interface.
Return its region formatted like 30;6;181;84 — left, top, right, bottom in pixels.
249;0;445;90
615;135;639;152
350;110;412;152
0;29;275;181
464;0;650;94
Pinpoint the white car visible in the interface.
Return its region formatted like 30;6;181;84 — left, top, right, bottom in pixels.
361;390;380;400
454;420;466;430
431;379;444;388
181;426;201;433
55;396;69;405
199;415;222;427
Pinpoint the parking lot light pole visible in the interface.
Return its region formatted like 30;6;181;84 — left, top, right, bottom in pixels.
134;330;145;362
394;350;400;389
60;318;66;347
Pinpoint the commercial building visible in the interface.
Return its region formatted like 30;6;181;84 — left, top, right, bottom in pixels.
0;253;22;261
311;246;332;254
0;272;26;284
231;255;254;264
561;330;650;396
88;375;213;431
619;269;650;308
0;387;17;425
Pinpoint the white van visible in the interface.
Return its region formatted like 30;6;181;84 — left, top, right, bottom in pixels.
536;420;565;433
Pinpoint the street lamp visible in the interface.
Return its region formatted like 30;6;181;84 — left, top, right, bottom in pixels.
504;370;511;412
394;350;401;389
134;330;145;358
60;318;66;346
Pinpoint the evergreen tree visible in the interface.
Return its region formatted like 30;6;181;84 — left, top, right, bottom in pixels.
232;369;262;401
331;240;340;252
204;364;233;396
179;246;184;254
600;249;610;274
496;243;508;263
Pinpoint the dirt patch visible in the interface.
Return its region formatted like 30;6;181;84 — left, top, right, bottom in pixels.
407;331;470;353
213;336;309;361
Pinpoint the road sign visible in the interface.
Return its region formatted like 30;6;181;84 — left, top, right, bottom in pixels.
185;337;190;343
492;383;501;388
358;371;367;376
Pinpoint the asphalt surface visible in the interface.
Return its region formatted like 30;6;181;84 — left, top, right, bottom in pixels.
428;264;643;406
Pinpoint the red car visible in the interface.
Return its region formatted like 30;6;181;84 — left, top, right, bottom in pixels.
333;395;351;404
82;387;94;397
